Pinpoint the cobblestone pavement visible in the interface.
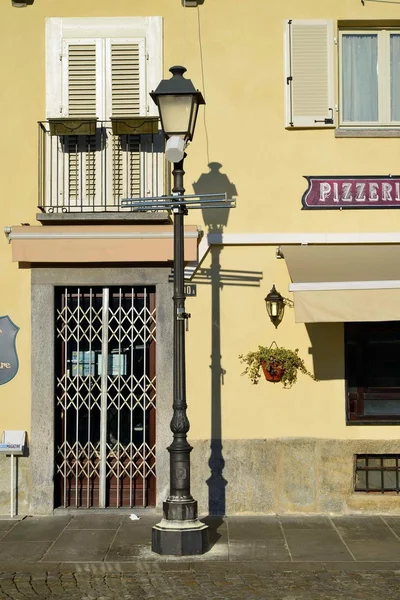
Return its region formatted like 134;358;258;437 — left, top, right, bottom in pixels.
0;567;400;599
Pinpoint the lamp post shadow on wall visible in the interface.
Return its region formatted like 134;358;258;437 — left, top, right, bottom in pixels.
193;164;236;517
123;66;235;555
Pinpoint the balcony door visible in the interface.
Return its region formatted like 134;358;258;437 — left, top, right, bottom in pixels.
59;39;143;212
54;286;156;508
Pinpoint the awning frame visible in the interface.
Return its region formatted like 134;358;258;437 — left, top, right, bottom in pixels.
290;280;400;291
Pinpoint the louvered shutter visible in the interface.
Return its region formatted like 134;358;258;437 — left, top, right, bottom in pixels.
110;42;142;116
66;135;97;208
61;40;101;208
107;40;146;205
64;41;99;117
284;20;335;128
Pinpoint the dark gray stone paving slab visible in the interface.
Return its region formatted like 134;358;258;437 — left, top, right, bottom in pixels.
0;541;51;563
66;514;123;529
332;516;396;541
2;516;71;541
106;538;229;562
321;561;400;570
201;516;227;547
105;542;154;562
228;539;291;562
3;561;400;575
284;529;354;562
344;539;400;561
111;516;160;544
280;516;333;530
0;520;18;531
228;516;283;540
42;529;116;562
382;517;400;538
62;561;194;572
192;561;326;572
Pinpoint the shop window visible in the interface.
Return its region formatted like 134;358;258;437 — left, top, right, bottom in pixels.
355;455;400;493
340;30;400;127
346;322;400;423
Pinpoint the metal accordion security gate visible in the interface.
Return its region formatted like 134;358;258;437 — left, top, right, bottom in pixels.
54;286;156;508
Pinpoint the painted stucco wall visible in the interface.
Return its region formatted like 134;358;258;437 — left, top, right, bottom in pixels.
1;0;400;514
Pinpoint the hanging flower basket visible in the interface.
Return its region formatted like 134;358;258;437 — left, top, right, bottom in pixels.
261;361;285;383
239;342;316;388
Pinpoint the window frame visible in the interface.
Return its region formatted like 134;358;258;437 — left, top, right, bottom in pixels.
354;454;400;493
339;27;400;128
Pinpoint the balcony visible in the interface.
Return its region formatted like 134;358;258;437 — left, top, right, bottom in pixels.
38;120;171;223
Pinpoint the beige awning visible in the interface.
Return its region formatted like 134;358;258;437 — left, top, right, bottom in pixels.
282;244;400;323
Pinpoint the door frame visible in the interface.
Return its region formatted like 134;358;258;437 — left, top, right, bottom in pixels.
30;266;173;515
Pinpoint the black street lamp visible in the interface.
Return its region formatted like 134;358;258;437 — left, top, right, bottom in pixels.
151;66;209;555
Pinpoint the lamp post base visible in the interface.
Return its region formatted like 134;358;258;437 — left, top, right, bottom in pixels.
152;515;209;555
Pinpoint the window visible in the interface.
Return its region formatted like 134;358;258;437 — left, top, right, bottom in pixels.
355;455;400;493
346;322;400;423
46;18;162;120
284;20;335;128
284;20;400;129
43;18;163;213
340;30;400;127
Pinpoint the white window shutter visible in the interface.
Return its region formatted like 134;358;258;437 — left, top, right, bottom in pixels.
107;39;146;205
284;20;335;128
66;135;97;209
108;39;146;117
63;40;100;117
112;135;141;206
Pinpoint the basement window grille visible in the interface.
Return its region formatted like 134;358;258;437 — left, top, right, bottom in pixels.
355;454;400;493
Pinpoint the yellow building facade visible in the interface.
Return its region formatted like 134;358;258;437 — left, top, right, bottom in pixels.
1;0;400;515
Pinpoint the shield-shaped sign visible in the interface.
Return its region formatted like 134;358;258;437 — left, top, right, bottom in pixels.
0;316;19;385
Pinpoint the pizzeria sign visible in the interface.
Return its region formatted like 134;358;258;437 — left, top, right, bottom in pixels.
302;176;400;209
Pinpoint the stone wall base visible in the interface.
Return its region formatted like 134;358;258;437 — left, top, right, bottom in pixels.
0;454;30;516
190;438;400;516
3;438;400;516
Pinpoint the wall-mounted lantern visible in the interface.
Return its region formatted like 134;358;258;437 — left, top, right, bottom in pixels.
265;285;285;328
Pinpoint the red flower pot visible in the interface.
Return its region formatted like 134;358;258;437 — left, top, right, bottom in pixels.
261;361;285;383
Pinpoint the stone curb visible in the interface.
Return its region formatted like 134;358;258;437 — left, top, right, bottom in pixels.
2;561;400;574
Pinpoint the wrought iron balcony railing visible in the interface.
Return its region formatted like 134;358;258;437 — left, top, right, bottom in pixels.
38;121;170;214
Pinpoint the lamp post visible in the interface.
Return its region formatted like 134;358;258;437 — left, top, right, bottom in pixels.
150;66;209;555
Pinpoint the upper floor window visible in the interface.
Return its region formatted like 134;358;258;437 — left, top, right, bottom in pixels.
46;17;162;120
284;20;400;130
284;20;335;129
41;18;165;215
340;30;400;127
